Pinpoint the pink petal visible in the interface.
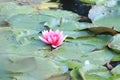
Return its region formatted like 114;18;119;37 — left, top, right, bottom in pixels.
55;29;60;34
39;36;50;44
52;45;58;48
53;36;57;43
42;30;49;38
55;30;61;36
49;29;54;35
47;35;53;44
57;35;67;46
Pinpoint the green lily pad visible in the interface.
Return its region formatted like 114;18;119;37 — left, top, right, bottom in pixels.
8;14;91;45
111;52;120;61
108;75;120;80
83;49;113;65
79;63;111;80
64;30;93;39
93;10;120;32
27;58;69;80
0;55;36;73
0;63;10;80
9;14;55;32
0;27;49;55
39;9;80;21
9;14;89;32
70;68;82;80
0;55;69;80
52;21;90;31
49;35;112;64
49;39;96;60
108;34;120;53
0;2;37;17
0;15;10;27
0;28;17;53
8;14;59;44
111;64;120;75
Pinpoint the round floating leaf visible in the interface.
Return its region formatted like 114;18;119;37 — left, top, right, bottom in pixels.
64;30;93;39
52;21;90;31
0;55;69;80
50;39;96;61
93;10;120;32
88;5;107;21
39;9;80;21
9;14;58;32
0;15;10;27
0;27;49;55
9;14;90;33
0;28;17;53
28;58;69;80
0;63;10;80
0;2;37;17
83;49;113;65
111;52;120;61
108;75;120;80
49;35;112;63
13;30;39;45
111;64;120;75
9;14;59;44
79;63;111;80
11;39;50;55
0;55;36;73
108;34;120;53
70;68;82;80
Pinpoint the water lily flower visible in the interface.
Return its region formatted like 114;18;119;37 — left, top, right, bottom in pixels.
39;29;67;48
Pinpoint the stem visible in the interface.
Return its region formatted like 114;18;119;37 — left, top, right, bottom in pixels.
58;17;63;27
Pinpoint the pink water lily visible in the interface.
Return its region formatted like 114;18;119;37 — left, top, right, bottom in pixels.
39;29;67;48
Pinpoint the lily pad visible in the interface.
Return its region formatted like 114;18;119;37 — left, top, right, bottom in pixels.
49;35;112;64
93;10;120;32
0;55;69;80
64;30;93;39
8;14;59;44
0;2;37;17
79;63;111;80
0;55;36;73
111;64;120;75
0;15;10;27
108;34;120;53
0;28;17;53
39;9;80;21
83;49;113;65
70;68;82;80
27;58;69;80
